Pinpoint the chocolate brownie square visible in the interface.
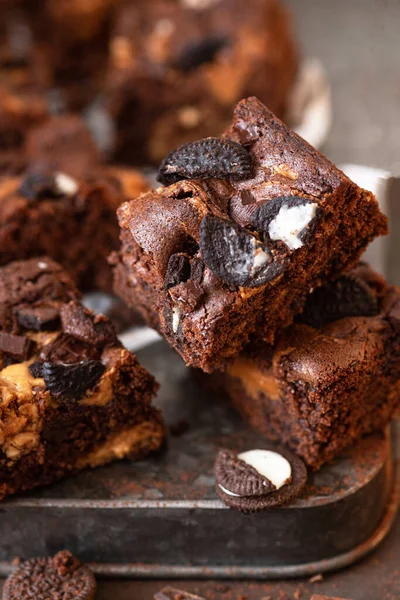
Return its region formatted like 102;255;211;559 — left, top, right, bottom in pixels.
0;167;149;292
113;97;388;372
205;264;400;469
0;257;164;500
107;0;298;165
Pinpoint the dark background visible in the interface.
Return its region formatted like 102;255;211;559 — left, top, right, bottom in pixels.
2;0;400;598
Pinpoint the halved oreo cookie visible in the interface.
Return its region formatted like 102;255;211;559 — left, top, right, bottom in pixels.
215;446;307;513
199;214;288;287
3;550;96;600
299;274;379;328
249;195;320;251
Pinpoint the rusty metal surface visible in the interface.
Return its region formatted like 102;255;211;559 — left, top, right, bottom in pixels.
0;341;397;579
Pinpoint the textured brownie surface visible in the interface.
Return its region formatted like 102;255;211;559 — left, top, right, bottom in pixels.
0;257;164;500
0;166;149;292
209;264;400;469
107;0;298;165
113;97;388;372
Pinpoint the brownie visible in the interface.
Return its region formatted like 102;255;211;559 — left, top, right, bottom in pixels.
107;0;298;165
0;80;49;175
24;115;102;179
0;257;164;500
0;166;149;292
204;264;400;470
113;97;388;372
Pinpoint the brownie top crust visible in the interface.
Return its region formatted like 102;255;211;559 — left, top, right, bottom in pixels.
0;257;156;465
243;263;400;387
117;97;387;348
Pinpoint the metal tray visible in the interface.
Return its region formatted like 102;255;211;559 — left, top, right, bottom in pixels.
0;341;398;579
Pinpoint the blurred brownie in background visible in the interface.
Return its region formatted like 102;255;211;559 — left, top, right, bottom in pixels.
0;167;149;292
107;0;298;165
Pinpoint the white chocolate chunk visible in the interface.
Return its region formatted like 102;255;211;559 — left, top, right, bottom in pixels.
268;203;318;250
238;449;292;490
54;172;79;196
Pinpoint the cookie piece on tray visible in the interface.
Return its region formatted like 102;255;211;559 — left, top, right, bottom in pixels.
113;97;388;372
0;166;149;292
107;0;298;165
3;551;96;600
0;257;164;500
204;264;400;470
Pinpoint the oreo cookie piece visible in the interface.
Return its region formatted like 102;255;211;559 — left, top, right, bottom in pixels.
19;171;78;202
215;447;307;513
299;274;379;328
42;360;105;401
249;196;320;250
157;137;253;185
3;550;96;600
199;214;288;287
164;253;191;289
175;36;229;71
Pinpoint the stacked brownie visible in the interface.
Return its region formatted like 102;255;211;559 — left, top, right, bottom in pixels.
113;96;398;470
0;257;164;499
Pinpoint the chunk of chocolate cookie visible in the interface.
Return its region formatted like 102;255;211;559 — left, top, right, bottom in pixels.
157;138;253;185
3;550;96;600
42;360;105;401
18;171;78;202
164;254;191;290
199;214;287;287
299;274;379;328
215;446;307;513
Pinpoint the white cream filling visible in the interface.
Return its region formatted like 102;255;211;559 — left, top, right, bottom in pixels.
251;247;270;276
54;172;79;196
220;449;292;498
268;203;318;250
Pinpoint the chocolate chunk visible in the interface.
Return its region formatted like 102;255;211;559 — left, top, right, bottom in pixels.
164;254;191;289
3;550;96;600
175;36;229;71
189;257;204;284
60;302;117;348
40;333;100;364
229;193;259;227
155;587;205;600
18;172;64;202
216;449;276;497
0;332;33;360
199;214;288;287
299;275;379;328
169;280;204;311
16;305;60;331
215;446;307;513
42;360;105;400
157;138;253;185
249;195;320;249
29;361;44;378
